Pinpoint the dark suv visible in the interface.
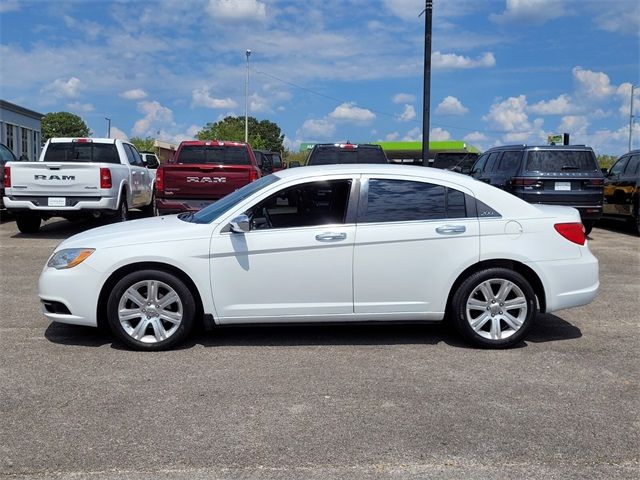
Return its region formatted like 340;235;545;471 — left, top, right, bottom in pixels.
469;145;603;234
602;150;640;234
306;143;388;165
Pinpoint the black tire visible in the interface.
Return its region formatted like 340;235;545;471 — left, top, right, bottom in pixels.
116;193;128;222
107;269;196;351
451;268;537;348
142;191;157;217
15;213;41;233
583;220;593;236
633;202;640;236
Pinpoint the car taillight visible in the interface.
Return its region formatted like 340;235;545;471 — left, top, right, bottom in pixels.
554;223;586;246
249;168;260;182
99;168;112;189
156;167;164;193
3;166;10;187
511;177;539;186
588;179;604;186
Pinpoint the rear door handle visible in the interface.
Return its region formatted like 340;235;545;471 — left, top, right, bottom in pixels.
315;232;347;242
436;225;466;235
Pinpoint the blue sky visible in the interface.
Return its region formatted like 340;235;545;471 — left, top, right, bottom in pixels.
1;0;638;154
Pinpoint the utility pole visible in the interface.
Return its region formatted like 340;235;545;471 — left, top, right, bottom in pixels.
105;117;111;138
629;84;637;152
245;49;251;144
420;0;433;166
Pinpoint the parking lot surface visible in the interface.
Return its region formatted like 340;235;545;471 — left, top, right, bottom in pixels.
0;216;638;479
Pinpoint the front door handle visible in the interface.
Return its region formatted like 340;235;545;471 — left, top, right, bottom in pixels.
436;225;466;235
315;232;347;242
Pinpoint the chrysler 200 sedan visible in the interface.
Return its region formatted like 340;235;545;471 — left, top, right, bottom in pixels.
39;164;599;350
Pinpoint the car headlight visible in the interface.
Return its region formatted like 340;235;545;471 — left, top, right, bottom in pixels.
47;248;95;269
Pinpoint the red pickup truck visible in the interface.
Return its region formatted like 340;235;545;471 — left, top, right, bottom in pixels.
155;140;261;214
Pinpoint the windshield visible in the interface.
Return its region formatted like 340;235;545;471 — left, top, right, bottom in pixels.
177;145;250;165
525;150;597;172
309;147;387;165
189;174;279;224
43;142;120;164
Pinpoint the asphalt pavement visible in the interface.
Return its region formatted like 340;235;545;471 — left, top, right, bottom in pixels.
0;215;638;479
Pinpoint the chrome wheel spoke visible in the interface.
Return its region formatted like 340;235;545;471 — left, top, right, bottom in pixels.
478;282;493;301
150;318;167;341
158;292;178;309
490;317;502;340
467;298;487;310
119;308;142;322
470;313;491;331
147;281;158;303
131;319;149;340
159;310;182;324
504;297;527;311
503;312;523;330
124;289;147;308
496;281;513;302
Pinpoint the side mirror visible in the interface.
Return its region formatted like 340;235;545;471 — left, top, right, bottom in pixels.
289;161;301;168
229;214;250;233
601;168;609;175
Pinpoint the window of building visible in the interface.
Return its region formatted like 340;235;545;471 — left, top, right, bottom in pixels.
21;128;29;160
5;123;15;153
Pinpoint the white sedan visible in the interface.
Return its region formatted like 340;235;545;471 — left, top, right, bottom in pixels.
39;164;599;350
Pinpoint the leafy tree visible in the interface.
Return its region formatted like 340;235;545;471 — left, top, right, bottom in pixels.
283;150;309;166
130;136;156;152
197;116;284;152
41;112;91;141
597;154;618;170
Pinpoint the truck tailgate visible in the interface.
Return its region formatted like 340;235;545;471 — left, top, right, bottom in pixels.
8;162;102;196
162;164;256;199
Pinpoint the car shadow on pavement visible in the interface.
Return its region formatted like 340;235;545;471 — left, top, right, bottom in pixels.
44;313;581;350
594;218;638;237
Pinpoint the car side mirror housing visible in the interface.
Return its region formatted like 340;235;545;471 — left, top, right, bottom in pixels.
229;214;250;233
289;161;301;168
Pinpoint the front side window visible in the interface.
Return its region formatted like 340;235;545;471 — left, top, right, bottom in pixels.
360;179;467;223
624;155;640;175
247;179;352;230
470;154;489;176
609;156;629;176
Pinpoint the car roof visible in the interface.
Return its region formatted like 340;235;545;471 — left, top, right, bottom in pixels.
178;140;248;148
483;144;594;152
48;137;120;144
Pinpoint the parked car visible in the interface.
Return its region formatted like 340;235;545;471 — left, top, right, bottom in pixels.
0;142;18;212
468;145;603;235
3;138;155;233
306;143;388;165
155;140;261;215
602;150;640;234
254;150;285;175
431;151;479;174
39;164;598;351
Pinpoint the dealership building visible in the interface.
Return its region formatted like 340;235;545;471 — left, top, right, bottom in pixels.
0;99;44;161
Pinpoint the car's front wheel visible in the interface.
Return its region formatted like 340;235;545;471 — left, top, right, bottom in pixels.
451;268;536;348
107;269;196;351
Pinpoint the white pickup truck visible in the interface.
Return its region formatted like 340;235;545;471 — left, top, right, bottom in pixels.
3;138;155;233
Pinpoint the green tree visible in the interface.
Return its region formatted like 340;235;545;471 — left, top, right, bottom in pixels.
197;116;285;152
597;154;618;170
283;150;309;166
130;136;156;152
41;112;91;141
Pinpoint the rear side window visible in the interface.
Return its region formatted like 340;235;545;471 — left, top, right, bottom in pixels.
484;152;501;173
470;154;489;175
496;151;521;174
43;142;120;164
361;179;468;223
609;156;629;175
625;155;640;175
177;146;250;165
271;154;283;167
309;146;387;165
525;150;598;172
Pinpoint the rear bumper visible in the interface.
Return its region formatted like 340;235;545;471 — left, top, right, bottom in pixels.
4;195;118;213
528;249;599;313
156;197;217;214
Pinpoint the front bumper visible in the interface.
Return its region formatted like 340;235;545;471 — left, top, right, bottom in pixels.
38;261;102;327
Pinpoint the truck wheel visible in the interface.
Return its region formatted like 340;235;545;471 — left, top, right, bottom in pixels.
451;268;536;349
117;195;128;222
143;191;157;217
583;220;593;236
107;269;196;351
15;213;41;234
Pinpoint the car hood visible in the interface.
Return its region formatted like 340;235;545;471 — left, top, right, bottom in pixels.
57;215;214;251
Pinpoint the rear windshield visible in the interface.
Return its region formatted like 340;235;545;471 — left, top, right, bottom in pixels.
271;154;283;167
177;145;250;165
309;147;387;165
432;153;478;169
525;150;597;172
43;142;120;164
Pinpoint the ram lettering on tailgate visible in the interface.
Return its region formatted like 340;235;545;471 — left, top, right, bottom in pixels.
34;174;76;181
186;176;227;183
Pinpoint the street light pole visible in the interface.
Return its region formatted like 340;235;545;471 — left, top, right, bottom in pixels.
629;84;637;152
105;117;111;138
420;0;433;166
245;49;251;144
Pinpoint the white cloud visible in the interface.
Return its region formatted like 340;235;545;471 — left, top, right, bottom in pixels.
558;115;589;134
433;51;496;70
249;93;269;113
191;88;238;109
398;104;416;122
392;93;415;104
483;95;530;132
328;102;376;124
593;3;640;36
435;96;469;116
490;0;566;25
132;100;174;137
41;77;84;98
206;0;267;22
66;102;94;113
528;94;578;115
0;0;20;13
110;126;128;141
186;125;201;138
402;127;423;141
385;132;400;141
297;118;336;139
573;67;614;100
430;127;451;141
120;89;148;100
463;131;488;143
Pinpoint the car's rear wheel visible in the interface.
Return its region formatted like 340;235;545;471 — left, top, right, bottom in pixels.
107;269;196;351
583;220;593;236
143;191;158;217
15;213;41;233
116;194;128;222
451;268;536;348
